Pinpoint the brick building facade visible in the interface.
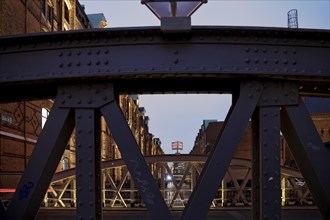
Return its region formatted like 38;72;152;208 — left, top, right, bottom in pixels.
0;1;163;197
0;0;92;191
191;99;329;205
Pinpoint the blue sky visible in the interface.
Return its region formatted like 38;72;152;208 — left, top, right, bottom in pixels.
80;0;330;154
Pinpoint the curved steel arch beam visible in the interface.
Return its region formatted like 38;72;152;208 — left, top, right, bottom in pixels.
0;26;329;100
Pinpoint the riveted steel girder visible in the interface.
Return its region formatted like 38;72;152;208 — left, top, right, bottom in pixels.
0;26;329;101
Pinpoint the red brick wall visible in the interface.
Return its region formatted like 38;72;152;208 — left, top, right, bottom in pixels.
0;0;42;36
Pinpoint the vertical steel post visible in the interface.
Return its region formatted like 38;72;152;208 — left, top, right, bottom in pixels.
252;107;281;219
75;109;102;220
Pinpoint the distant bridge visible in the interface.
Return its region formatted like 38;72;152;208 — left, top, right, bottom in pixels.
0;26;329;219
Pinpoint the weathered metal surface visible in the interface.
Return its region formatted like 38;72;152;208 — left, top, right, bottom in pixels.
0;26;329;220
0;27;329;100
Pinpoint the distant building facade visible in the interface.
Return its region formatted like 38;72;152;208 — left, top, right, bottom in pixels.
0;1;163;200
191;99;329;206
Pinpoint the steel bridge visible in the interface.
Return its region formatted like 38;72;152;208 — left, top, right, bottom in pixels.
0;26;329;219
46;154;306;209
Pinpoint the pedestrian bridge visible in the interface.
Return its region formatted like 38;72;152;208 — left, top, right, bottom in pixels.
0;26;329;219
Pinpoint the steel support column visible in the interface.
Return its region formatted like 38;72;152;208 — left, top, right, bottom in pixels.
75;109;102;219
5;100;75;220
181;81;262;220
252;107;281;220
100;90;172;220
281;98;330;219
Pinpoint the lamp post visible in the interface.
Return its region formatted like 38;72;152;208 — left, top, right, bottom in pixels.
141;0;207;32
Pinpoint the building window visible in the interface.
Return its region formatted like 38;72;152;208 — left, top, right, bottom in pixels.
42;108;49;128
62;157;70;170
47;4;53;22
64;3;70;23
41;0;46;16
1;114;13;124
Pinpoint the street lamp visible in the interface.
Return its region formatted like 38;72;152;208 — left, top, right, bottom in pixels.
141;0;207;32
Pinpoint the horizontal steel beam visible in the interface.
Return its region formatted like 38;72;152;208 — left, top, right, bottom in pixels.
0;26;329;100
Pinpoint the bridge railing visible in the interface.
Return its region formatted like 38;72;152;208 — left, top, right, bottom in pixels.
39;158;314;209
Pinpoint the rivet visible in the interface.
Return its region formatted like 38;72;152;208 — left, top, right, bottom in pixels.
104;60;109;65
60;99;65;104
67;52;72;56
59;63;64;68
59;52;63;57
78;187;82;192
283;59;288;64
96;61;100;65
254;48;258;53
67;63;72;67
245;47;250;52
77;51;81;56
87;61;92;66
76;62;81;67
245;58;250;64
274;59;279;64
89;201;93;206
263;59;268;64
96;50;100;55
283;49;287;54
174;58;179;64
87;50;92;55
254;59;259;64
274;97;278;102
104;49;109;54
89;172;93;177
292;60;297;65
248;94;253;99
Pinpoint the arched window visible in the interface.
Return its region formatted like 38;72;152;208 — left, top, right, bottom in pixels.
42;108;50;128
62;157;70;170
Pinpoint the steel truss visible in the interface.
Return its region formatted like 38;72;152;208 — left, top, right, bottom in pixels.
45;155;304;209
0;27;329;219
